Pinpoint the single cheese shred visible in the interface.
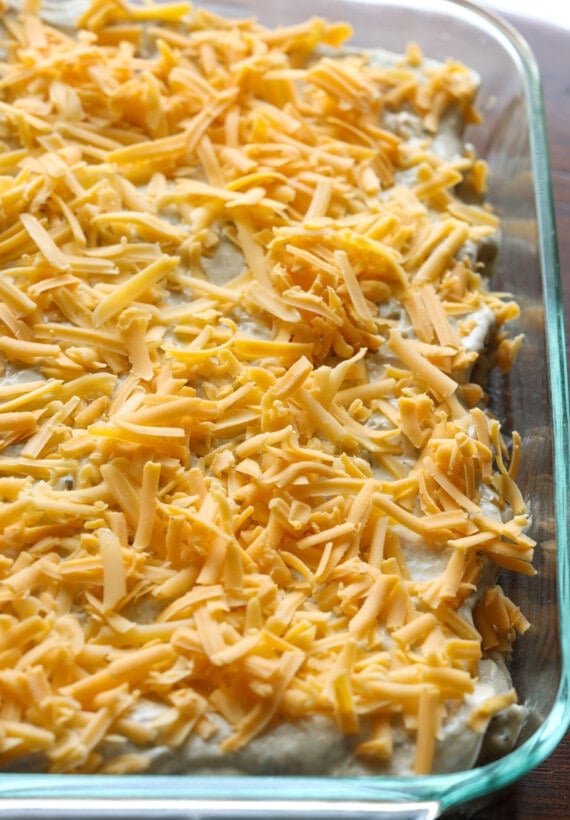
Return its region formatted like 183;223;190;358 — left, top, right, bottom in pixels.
0;0;533;776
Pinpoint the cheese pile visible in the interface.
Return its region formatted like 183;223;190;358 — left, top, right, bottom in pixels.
0;0;534;776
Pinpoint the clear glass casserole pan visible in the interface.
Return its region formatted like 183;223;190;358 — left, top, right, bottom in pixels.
0;0;568;817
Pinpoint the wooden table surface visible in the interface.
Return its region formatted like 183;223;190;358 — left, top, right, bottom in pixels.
464;10;570;820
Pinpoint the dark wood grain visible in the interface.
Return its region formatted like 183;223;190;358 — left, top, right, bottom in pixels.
468;12;570;820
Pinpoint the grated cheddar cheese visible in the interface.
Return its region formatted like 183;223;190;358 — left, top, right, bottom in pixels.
0;0;533;777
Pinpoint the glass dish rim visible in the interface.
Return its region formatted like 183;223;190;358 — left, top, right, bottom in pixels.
0;0;569;814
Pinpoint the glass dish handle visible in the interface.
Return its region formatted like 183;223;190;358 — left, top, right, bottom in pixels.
0;798;442;819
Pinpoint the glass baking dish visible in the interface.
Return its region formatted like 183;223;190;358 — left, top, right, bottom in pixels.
0;0;568;817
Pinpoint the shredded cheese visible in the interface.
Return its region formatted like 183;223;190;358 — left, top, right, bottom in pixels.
0;0;533;777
